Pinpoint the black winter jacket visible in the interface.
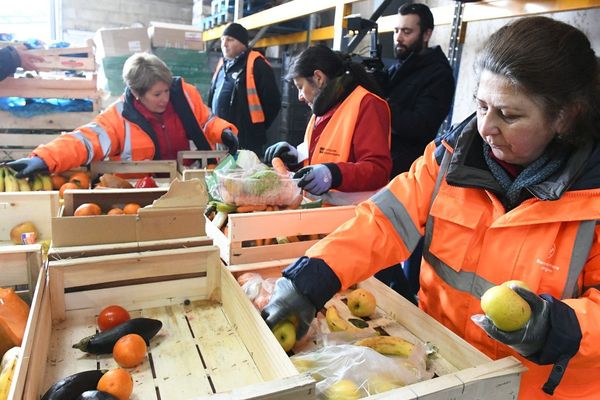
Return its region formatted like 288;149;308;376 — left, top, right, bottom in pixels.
0;46;21;81
385;46;455;177
208;51;281;155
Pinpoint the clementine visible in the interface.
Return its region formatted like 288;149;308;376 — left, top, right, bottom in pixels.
59;182;80;199
123;203;141;215
113;333;147;368
107;208;124;215
97;368;133;400
74;203;102;216
69;172;91;189
50;174;67;190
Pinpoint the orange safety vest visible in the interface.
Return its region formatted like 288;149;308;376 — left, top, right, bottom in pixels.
307;134;600;399
303;85;390;166
33;80;234;173
212;50;268;124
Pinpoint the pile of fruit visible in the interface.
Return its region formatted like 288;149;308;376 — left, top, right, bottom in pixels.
0;167;54;192
41;305;162;400
71;202;141;217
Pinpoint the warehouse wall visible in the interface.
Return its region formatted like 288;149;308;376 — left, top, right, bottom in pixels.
62;0;193;41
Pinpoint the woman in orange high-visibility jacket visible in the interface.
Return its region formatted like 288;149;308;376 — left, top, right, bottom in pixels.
262;17;600;399
264;45;391;198
7;52;238;177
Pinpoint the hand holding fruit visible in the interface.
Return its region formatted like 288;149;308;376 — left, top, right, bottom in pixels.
472;282;550;357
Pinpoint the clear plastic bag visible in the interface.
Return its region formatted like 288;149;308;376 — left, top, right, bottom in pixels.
291;343;433;399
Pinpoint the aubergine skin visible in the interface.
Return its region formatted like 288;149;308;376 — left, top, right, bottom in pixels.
41;370;105;400
75;390;119;400
72;317;162;354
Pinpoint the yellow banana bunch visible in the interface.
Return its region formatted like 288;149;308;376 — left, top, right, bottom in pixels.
17;178;31;192
0;168;4;192
354;336;415;357
40;174;53;191
3;171;18;192
31;175;44;191
325;306;360;332
0;358;17;400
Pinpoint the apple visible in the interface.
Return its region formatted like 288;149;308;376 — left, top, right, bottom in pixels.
325;379;361;400
481;285;531;332
346;288;376;317
272;320;296;352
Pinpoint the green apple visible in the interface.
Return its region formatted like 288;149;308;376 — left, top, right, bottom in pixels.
272;320;296;352
347;288;376;317
481;285;531;332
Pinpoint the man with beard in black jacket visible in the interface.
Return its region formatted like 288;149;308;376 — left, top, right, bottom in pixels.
376;3;455;303
386;3;455;178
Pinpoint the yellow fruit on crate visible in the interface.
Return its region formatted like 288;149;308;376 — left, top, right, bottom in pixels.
347;288;376;317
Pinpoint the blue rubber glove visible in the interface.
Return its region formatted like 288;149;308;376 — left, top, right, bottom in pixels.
264;141;298;166
6;156;48;178
261;278;316;340
221;129;239;156
293;164;332;195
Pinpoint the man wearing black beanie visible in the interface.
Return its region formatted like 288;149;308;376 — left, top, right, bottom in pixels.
208;23;281;156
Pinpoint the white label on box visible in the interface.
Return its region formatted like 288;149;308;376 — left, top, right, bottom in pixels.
128;40;143;52
185;32;202;42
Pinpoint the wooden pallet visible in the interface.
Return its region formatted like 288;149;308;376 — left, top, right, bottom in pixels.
228;259;525;400
11;247;315;400
206;205;356;265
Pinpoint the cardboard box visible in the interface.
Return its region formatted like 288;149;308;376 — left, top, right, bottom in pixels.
149;22;204;51
94;27;151;57
51;180;207;247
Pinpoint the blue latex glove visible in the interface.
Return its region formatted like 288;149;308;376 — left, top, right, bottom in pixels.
264;141;298;166
221;129;239;156
261;278;316;340
472;284;550;357
6;156;48;178
293;164;332;195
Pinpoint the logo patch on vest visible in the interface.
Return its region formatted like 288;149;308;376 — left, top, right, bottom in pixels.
319;147;340;157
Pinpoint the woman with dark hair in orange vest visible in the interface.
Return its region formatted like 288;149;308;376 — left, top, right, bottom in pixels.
264;45;392;200
262;17;600;399
7;52;238;177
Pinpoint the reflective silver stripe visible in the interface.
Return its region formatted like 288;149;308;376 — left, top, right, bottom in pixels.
372;189;421;253
122;121;132;160
249;104;263;112
83;122;112;158
424;148;452;256
202;112;216;131
248;87;258;95
562;220;597;299
115;100;124;113
71;132;95;165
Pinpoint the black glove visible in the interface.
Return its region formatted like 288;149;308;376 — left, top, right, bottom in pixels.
472;284;550;357
6;156;48;178
261;278;316;340
264;141;298;166
293;164;333;195
221;129;239;156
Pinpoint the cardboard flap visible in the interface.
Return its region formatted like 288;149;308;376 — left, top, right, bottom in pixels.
149;179;207;209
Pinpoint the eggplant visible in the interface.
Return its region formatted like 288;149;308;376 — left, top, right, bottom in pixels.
72;317;162;354
76;390;119;400
41;370;105;400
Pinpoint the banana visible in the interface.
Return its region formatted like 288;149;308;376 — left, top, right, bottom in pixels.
0;168;5;192
3;172;18;192
325;305;360;332
354;336;415;357
17;178;31;192
31;175;44;191
0;358;17;400
40;174;53;191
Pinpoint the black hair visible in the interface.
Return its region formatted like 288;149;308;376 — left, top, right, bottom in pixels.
399;3;434;33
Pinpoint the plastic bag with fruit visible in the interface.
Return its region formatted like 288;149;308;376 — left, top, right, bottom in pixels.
291;343;433;399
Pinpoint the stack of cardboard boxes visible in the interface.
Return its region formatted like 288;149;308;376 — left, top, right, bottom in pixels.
95;23;209;96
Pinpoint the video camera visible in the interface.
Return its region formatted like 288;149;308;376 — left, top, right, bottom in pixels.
344;15;385;74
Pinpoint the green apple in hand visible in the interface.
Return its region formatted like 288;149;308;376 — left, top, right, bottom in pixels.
347;288;376;317
272;320;296;352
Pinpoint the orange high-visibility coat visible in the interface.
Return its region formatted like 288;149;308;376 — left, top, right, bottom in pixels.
33;78;234;173
307;120;600;399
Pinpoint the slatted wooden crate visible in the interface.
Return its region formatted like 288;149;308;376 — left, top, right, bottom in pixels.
11;247;315;400
228;259;525;400
0;191;59;246
206;205;356;265
90;160;179;187
0;244;42;301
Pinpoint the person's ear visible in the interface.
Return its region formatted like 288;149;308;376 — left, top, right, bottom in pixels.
422;28;433;45
313;70;327;88
554;104;580;135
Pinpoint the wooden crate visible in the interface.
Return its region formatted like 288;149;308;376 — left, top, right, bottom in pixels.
207;206;356;265
0;244;42;301
90;160;179;186
228;259;525;400
177;150;228;172
0;191;60;246
12;247;314;400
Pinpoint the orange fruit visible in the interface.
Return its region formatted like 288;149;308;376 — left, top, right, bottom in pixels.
69;171;91;189
74;203;102;216
50;174;67;190
59;182;80;199
107;208;124;215
123;203;141;215
113;333;147;368
97;368;133;400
